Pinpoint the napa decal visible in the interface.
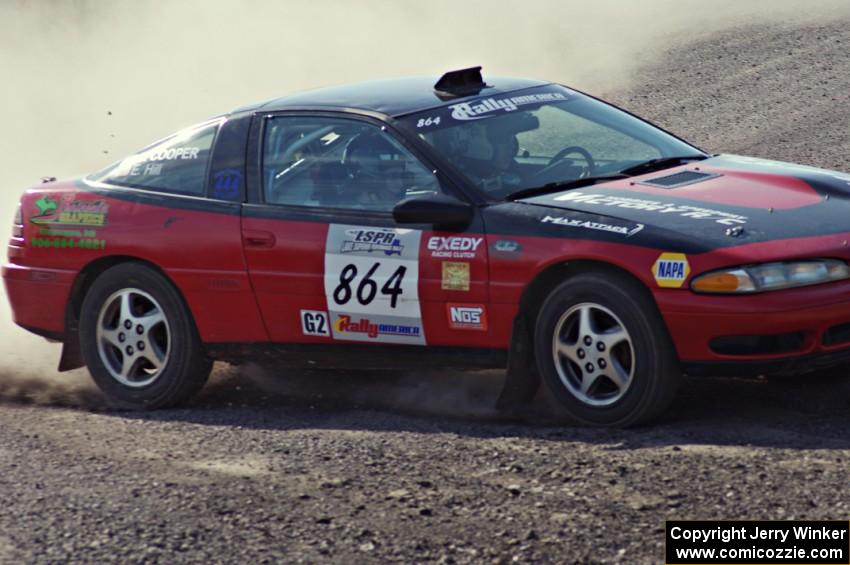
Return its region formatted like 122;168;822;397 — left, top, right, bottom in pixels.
653;253;691;288
31;194;109;227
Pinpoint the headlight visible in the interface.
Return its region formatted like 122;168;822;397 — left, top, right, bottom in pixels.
691;260;850;294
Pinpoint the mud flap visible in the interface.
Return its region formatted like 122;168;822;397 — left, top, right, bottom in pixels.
496;315;540;412
58;310;84;372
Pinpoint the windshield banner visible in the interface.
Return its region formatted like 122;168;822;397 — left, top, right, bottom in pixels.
402;86;574;132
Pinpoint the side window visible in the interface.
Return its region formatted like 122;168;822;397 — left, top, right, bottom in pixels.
91;120;221;195
263;116;441;212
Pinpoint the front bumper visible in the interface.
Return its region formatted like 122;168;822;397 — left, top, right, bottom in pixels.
658;280;850;376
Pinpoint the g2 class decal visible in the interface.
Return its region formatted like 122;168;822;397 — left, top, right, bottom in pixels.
324;224;424;345
301;310;330;337
653;253;691;288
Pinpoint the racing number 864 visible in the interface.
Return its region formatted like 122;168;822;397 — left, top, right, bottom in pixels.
333;262;407;308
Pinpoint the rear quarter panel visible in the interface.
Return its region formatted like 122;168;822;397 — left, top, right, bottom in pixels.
9;180;267;342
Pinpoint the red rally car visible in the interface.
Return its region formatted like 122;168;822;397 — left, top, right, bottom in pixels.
7;67;850;426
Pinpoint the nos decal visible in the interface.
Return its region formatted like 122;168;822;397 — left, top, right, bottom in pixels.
324;225;425;345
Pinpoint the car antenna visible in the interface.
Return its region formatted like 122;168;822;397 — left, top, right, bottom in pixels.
434;66;489;99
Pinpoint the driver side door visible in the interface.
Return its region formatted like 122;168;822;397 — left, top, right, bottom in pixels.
241;112;492;350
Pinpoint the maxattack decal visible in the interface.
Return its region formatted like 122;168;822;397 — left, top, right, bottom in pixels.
541;215;644;237
442;262;470;291
324;224;425;345
427;236;483;259
447;304;488;331
31;194;109;227
300;310;330;337
552;191;748;226
652;253;691;288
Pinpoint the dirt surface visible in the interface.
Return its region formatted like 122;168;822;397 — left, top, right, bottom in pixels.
3;18;850;565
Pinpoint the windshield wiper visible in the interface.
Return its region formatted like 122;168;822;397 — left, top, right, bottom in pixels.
506;174;629;201
618;155;708;176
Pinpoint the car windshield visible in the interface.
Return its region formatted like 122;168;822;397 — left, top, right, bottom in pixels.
399;85;705;199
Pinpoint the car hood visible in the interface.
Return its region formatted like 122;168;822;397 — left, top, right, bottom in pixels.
518;154;850;253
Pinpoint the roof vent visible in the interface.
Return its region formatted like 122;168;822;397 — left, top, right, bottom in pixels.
434;66;488;99
642;170;720;188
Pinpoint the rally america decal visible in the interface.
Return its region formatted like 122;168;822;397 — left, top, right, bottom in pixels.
407;86;575;131
448;92;570;121
324;225;425;345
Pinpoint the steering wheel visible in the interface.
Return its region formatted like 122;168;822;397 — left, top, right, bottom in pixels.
534;145;597;179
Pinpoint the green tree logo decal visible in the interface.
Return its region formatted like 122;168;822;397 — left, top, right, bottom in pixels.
34;195;58;217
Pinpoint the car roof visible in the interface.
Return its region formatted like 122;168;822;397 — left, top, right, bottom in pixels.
233;75;551;118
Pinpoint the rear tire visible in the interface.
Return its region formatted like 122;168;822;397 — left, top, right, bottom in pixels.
533;270;680;427
79;262;212;409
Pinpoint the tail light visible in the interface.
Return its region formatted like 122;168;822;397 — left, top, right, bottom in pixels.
12;202;23;238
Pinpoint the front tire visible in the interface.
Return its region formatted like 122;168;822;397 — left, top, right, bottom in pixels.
79;262;212;409
533;270;680;427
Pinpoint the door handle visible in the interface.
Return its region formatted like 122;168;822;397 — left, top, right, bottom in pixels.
243;230;276;248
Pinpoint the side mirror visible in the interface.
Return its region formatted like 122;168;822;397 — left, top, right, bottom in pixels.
393;193;473;227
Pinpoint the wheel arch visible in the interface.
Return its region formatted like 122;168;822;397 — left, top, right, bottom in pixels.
59;255;192;372
518;259;660;330
498;257;679;421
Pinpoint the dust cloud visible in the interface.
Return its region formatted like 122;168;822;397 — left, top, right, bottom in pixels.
0;0;848;408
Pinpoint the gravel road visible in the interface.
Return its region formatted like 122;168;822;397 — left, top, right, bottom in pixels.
3;18;850;565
